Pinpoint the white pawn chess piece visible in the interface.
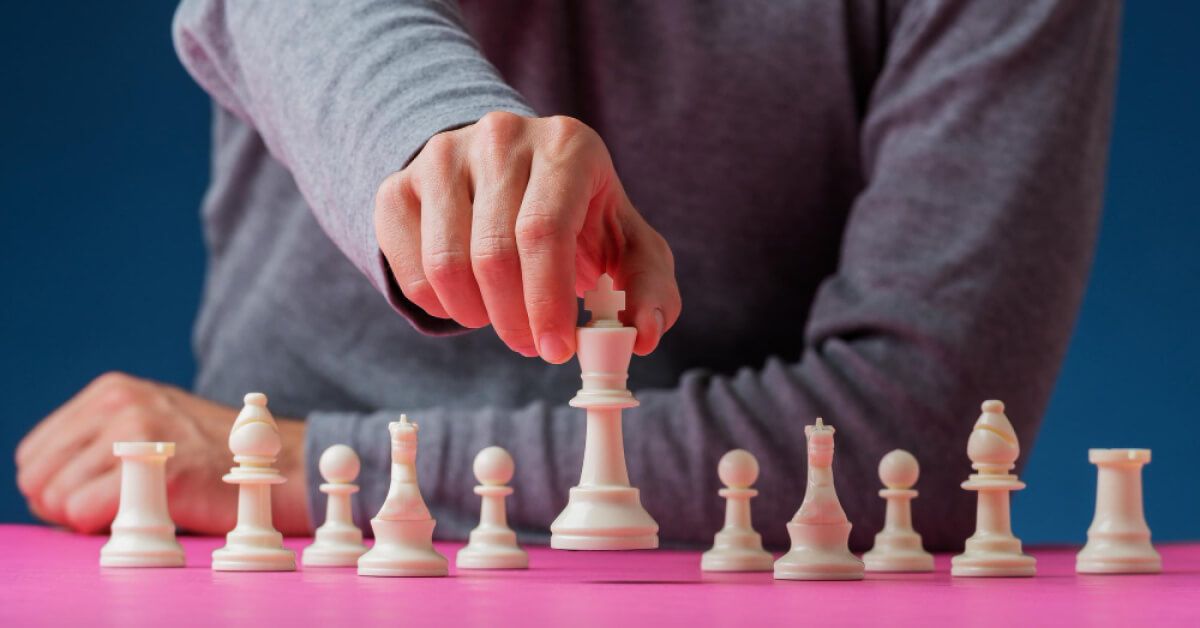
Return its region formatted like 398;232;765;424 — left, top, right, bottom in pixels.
862;449;934;572
774;418;864;581
99;442;185;567
302;444;368;567
456;447;529;570
550;274;658;550
951;400;1036;577
211;392;296;572
357;415;448;577
701;449;773;572
1076;449;1162;574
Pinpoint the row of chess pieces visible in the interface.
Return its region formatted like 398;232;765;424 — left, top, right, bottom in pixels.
96;393;1162;579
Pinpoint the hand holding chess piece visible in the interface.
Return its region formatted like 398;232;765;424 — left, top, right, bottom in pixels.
862;449;934;572
456;447;529;569
701;449;773;572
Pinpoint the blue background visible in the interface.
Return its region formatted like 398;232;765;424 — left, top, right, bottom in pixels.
1;3;1196;543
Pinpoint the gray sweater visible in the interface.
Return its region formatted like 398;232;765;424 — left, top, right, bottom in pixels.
172;0;1118;550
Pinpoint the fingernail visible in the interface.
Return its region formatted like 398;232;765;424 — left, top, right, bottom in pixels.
538;333;570;363
653;308;665;337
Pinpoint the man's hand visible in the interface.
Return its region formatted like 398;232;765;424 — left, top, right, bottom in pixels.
375;112;681;363
15;372;310;535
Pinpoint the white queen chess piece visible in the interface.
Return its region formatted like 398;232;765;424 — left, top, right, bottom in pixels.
456;446;529;569
701;449;774;572
212;393;297;571
951;400;1036;577
774;418;864;581
302;444;368;567
357;415;448;577
550;274;659;550
1076;448;1161;574
99;442;185;567
862;449;934;572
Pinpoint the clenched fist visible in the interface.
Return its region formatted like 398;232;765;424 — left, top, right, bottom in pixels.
375;112;681;363
15;372;310;535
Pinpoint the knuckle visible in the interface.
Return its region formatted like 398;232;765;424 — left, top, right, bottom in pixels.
399;276;440;308
541;115;595;160
423;248;472;285
514;212;568;250
470;234;519;279
417;133;458;176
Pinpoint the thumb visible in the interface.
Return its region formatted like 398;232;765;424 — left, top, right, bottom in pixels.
611;207;681;356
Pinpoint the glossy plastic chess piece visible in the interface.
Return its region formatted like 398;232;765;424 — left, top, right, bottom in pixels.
701;449;773;572
1076;449;1162;574
358;415;448;577
302;444;368;567
550;274;658;550
774;418;864;580
212;393;296;571
99;442;185;567
951;400;1036;577
862;449;934;572
456;447;529;569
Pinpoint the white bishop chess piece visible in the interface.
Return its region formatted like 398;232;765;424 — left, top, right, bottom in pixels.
357;415;448;577
456;446;529;569
212;393;296;572
774;418;864;581
700;449;774;572
862;449;934;572
550;274;658;550
951;400;1036;577
1076;448;1161;574
99;442;185;567
302;444;368;567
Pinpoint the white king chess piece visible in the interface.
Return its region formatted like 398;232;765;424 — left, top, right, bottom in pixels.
456;446;529;569
99;442;185;567
550;274;659;550
1076;449;1161;574
951;400;1036;577
701;449;774;572
862;449;934;572
302;444;368;567
774;418;864;581
357;415;448;577
212;393;297;571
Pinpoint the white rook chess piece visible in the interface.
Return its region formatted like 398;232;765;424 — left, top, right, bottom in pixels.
99;442;185;567
862;449;934;572
550;274;658;550
357;415;448;577
212;393;296;571
951;400;1036;577
701;449;773;572
1076;449;1161;574
302;444;368;567
456;446;529;570
774;418;864;581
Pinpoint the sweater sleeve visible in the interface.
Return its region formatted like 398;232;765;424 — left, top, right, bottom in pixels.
172;0;536;332
306;0;1118;550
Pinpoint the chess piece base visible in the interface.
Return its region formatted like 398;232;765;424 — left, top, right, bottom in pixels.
100;531;185;568
456;544;530;570
357;518;448;577
950;551;1036;577
1076;542;1162;574
302;542;368;567
550;486;658;550
701;547;774;572
863;550;934;573
774;521;864;581
211;545;296;572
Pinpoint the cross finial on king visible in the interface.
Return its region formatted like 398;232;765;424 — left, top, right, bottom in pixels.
583;273;625;328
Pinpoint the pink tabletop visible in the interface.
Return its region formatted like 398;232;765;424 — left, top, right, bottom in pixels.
0;524;1196;626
